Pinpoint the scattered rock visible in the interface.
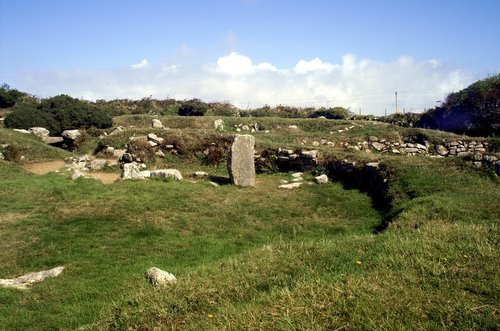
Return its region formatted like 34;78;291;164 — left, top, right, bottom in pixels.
90;159;107;171
315;174;329;184
29;127;50;139
288;125;299;130
155;150;165;157
214;119;225;131
145;267;176;286
435;144;449;156
147;133;164;144
0;266;64;290
150;169;183;181
61;129;81;140
279;182;303;189
109;126;124;136
193;171;209;178
371;142;385;151
71;170;86;180
227;134;256;186
300;150;317;159
121;162;144;180
151;119;163;128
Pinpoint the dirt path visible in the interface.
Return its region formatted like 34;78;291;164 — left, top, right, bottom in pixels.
21;160;66;174
21;160;120;184
86;172;120;184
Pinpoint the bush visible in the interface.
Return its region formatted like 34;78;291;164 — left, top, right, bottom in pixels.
4;94;112;135
417;74;500;136
309;107;353;119
178;99;208;116
0;84;27;108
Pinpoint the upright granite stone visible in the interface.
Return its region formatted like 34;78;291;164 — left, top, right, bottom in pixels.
227;134;255;186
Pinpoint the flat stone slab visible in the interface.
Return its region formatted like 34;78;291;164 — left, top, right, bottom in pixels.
0;266;64;290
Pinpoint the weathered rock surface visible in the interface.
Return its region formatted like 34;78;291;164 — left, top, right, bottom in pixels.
149;169;183;181
145;267;176;286
121;162;144;179
90;159;107;171
214;119;225;131
435;144;449;156
29;127;50;139
61;129;81;140
227;135;255;186
193;171;208;178
0;266;64;290
279;182;303;189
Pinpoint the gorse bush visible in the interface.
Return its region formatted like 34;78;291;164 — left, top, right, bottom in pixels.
309;107;353;119
4;94;112;135
178;98;208;116
0;83;27;108
418;74;500;136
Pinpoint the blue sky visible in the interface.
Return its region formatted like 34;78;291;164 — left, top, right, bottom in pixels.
1;0;499;114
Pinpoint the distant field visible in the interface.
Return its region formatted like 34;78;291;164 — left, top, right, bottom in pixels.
0;116;498;330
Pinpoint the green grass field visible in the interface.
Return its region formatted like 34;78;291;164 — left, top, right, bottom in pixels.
0;117;498;330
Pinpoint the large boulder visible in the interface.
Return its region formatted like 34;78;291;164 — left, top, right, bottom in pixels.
227;134;255;186
61;129;81;140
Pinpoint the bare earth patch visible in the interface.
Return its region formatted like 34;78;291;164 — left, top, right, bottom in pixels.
21;160;66;174
87;172;120;184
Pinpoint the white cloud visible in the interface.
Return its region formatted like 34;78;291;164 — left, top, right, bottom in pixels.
11;52;479;115
294;58;338;73
131;59;150;70
215;52;277;75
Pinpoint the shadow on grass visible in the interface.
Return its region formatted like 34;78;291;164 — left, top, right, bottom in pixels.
208;175;232;185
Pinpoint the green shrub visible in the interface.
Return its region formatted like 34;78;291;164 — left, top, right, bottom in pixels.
0;83;27;108
178;99;208;116
310;107;353;119
4;94;112;135
417;74;500;136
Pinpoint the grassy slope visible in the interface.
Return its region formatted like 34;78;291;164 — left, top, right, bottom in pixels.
0;118;499;330
0;127;70;162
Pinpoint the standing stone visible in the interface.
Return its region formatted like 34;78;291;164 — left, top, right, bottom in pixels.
227;134;255;186
151;119;163;128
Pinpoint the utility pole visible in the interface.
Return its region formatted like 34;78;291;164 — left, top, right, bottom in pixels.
395;91;398;113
